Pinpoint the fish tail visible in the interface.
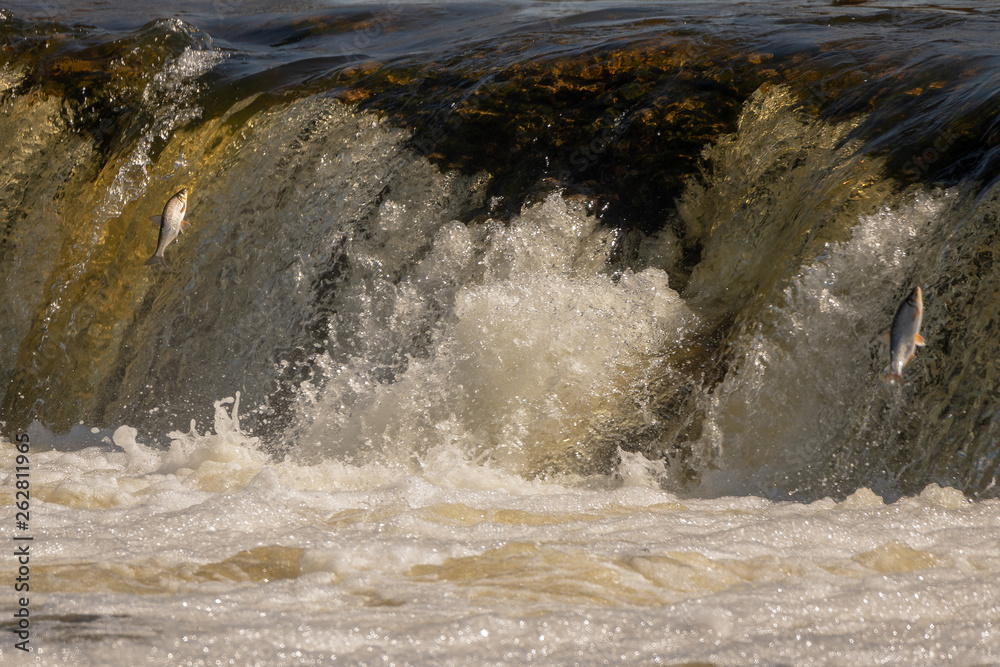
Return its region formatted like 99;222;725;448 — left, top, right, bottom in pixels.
145;254;167;268
883;372;903;386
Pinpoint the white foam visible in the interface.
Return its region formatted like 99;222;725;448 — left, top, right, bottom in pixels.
297;193;693;476
3;419;999;665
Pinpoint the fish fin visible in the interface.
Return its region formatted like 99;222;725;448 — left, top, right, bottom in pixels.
150;215;163;225
180;220;191;232
876;331;891;346
914;333;926;346
145;254;167;268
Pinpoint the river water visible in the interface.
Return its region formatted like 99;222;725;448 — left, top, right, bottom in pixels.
2;1;1000;664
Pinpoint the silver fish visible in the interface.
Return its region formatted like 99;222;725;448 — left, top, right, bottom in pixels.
880;285;925;385
145;188;190;268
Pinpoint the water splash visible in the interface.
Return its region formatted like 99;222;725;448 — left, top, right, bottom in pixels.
94;22;224;224
698;189;958;498
295;193;694;477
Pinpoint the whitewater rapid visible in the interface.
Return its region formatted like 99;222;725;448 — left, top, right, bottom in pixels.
3;401;998;665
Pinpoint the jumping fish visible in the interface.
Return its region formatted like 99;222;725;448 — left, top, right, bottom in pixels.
879;286;925;385
145;188;190;268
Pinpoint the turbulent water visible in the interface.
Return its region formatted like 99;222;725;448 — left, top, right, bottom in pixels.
3;0;1000;664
